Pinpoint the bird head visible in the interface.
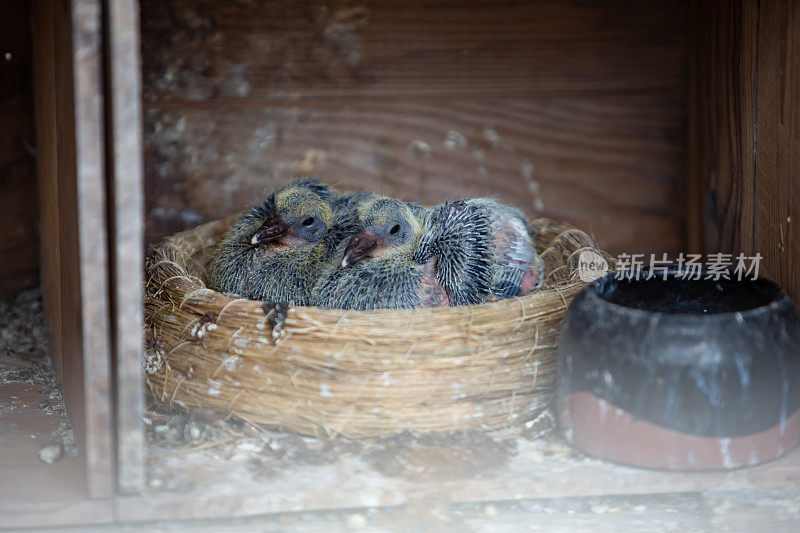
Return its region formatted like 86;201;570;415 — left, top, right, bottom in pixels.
340;196;424;267
250;178;336;248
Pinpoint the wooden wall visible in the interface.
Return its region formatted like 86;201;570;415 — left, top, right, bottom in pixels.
28;0;145;499
0;0;39;297
140;0;689;255
33;0;114;498
690;0;800;304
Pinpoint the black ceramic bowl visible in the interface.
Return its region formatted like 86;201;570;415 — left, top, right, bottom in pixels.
557;268;800;470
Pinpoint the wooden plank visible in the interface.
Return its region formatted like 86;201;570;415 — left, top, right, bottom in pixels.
752;0;800;306
33;0;115;498
690;0;800;305
0;380;115;529
0;381;114;529
688;0;759;256
0;1;39;297
140;0;688;102
33;0;65;423
116;438;800;522
143;95;685;255
141;0;689;256
104;0;146;494
69;0;115;498
53;0;89;498
686;0;701;254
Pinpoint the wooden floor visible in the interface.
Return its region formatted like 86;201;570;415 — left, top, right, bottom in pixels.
115;430;800;524
2;332;799;531
16;490;800;532
3;367;800;530
0;380;113;529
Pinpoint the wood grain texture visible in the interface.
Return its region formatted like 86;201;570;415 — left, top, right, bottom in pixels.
752;0;800;307
140;0;688;102
117;443;800;522
0;380;114;529
104;0;146;494
0;0;39;297
143;96;686;255
691;0;800;305
33;0;65;435
688;0;759;255
70;0;115;499
141;0;689;256
33;0;115;498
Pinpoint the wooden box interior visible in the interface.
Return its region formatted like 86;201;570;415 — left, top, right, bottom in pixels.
1;0;798;528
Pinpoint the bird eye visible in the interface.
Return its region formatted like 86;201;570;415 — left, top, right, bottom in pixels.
302;217;315;226
389;224;401;235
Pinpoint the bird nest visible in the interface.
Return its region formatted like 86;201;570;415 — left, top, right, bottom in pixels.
144;218;603;438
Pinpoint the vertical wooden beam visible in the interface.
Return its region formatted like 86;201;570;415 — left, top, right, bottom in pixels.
71;0;114;498
752;0;800;306
33;0;63;378
691;0;800;304
686;0;701;254
33;0;114;498
688;0;759;256
104;0;145;493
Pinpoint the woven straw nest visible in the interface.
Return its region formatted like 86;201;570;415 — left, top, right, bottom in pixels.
144;217;604;438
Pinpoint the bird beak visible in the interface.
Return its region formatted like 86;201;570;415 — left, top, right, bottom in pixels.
251;217;290;245
341;232;380;267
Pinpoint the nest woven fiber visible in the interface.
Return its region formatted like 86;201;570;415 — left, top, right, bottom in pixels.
144;217;603;438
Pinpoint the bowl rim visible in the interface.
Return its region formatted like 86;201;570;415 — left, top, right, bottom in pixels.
581;266;791;321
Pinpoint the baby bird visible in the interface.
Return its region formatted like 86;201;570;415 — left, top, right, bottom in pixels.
207;178;340;305
475;198;544;299
417;198;544;305
312;195;449;310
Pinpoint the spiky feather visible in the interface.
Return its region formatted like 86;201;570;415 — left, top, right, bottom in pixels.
312;195;447;310
207;178;346;305
418;198;544;305
414;200;494;305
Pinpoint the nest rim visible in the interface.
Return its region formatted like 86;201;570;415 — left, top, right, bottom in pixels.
143;217;605;438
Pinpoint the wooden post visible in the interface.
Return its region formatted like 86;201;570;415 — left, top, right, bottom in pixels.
33;0;114;498
103;0;146;494
751;1;800;307
33;0;63;378
689;0;800;304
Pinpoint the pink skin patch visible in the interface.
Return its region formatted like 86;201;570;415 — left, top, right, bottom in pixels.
493;217;539;295
366;243;388;258
276;234;313;248
418;256;450;308
519;265;540;295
